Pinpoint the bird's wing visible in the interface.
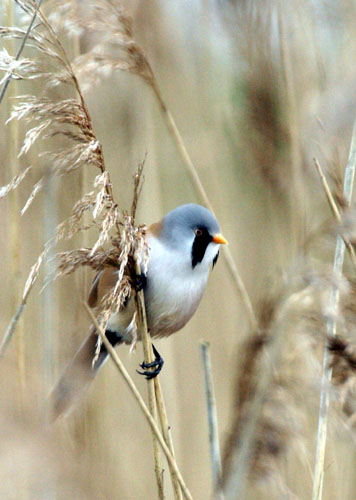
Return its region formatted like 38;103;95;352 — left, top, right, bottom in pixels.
87;267;121;308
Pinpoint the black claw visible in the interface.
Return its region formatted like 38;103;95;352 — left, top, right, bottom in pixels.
136;344;164;380
134;273;147;292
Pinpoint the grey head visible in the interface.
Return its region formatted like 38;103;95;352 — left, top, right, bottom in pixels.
160;204;223;268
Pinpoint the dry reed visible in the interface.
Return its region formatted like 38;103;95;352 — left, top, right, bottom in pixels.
199;341;223;499
0;2;189;498
4;1;356;500
44;0;257;330
312;120;356;500
85;303;195;500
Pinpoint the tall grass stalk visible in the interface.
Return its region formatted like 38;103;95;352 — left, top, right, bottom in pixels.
154;375;183;500
0;0;43;103
43;178;56;422
5;0;26;397
69;17;88;300
150;81;257;330
314;157;356;272
312;120;356;500
199;341;223;499
42;180;56;500
132;167;182;499
84;303;195;500
0;250;44;358
135;260;165;499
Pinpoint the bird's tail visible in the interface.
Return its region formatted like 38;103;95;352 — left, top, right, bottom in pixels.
49;328;120;421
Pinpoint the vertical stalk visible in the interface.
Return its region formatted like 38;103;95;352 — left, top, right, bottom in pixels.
42;177;57;500
5;0;26;398
0;0;43;103
70;5;90;299
43;177;56;420
154;377;183;500
312;120;356;500
134;262;165;499
148;79;257;331
135;262;183;500
85;304;195;500
199;341;224;499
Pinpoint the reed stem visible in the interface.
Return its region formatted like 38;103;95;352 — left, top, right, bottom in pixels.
149;79;257;331
199;341;224;499
84;303;195;500
5;0;26;397
134;261;165;500
312;120;356;500
314;157;356;273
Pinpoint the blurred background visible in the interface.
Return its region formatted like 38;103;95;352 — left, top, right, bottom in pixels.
2;0;356;499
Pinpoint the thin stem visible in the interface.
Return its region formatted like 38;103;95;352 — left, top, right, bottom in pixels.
84;303;195;500
41;181;57;499
199;341;224;499
135;257;182;500
314;157;356;273
0;301;27;358
149;79;257;331
5;0;26;396
0;246;46;358
43;180;56;425
154;377;183;500
0;3;120;359
314;158;340;219
39;8;117;212
134;261;165;500
0;0;44;104
312;120;356;500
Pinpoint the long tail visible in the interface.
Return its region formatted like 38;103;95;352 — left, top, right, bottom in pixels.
49;329;120;421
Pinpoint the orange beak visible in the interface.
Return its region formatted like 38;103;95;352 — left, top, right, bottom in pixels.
212;233;228;245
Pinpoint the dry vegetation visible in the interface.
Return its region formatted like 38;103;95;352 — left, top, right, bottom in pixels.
2;1;356;499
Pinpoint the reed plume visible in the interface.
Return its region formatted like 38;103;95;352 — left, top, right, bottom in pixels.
0;1;150;349
0;4;189;499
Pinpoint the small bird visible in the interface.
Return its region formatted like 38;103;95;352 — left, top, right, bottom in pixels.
50;203;227;419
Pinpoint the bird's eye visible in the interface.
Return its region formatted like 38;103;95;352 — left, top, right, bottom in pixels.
194;228;203;237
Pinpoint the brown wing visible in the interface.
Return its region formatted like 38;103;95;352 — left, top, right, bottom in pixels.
87;267;120;309
49;329;99;420
88;220;161;309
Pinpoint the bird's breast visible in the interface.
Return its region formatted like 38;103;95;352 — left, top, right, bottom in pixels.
144;238;209;338
145;275;206;338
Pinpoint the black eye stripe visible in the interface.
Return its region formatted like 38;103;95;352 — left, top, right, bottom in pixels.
191;228;212;268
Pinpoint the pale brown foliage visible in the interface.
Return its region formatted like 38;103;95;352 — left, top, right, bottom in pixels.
0;0;149;354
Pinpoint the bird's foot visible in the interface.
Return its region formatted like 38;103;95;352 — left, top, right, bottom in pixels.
134;272;147;292
137;344;164;380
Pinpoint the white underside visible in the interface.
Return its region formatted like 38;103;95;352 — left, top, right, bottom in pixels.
106;234;220;340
